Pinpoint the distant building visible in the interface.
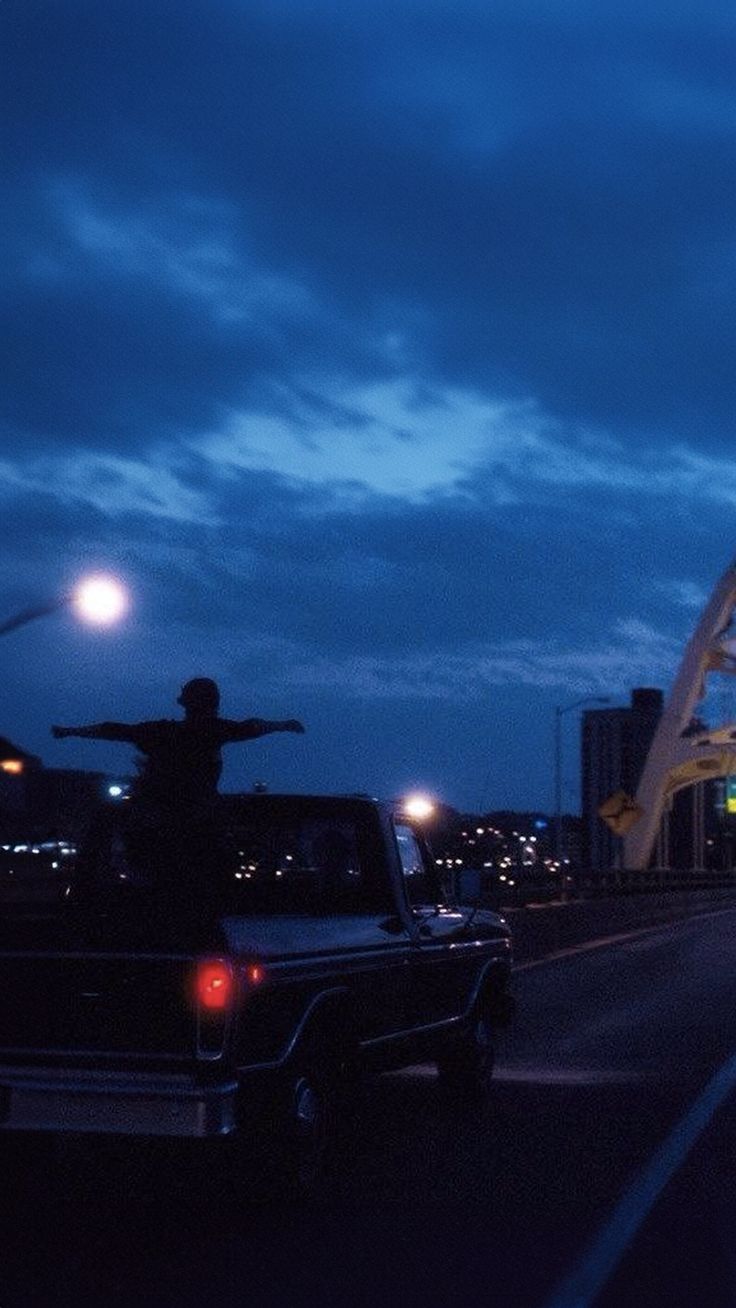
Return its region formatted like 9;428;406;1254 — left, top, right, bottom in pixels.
581;688;663;869
0;735;41;773
0;735;42;829
0;733;126;841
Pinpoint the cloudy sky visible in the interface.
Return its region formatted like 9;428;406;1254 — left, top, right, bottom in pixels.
3;0;736;811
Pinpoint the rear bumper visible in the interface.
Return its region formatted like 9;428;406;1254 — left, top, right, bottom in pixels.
0;1066;238;1137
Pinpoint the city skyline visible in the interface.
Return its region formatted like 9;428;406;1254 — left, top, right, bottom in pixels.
3;1;736;810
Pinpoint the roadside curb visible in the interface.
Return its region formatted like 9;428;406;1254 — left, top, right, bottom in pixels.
503;889;736;964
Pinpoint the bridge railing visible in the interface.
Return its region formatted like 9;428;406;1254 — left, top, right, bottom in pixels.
558;866;736;902
493;870;736;964
454;865;736;910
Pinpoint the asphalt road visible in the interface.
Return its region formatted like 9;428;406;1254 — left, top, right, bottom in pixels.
4;908;736;1308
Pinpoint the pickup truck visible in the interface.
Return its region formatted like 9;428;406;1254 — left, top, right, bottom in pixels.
0;793;513;1191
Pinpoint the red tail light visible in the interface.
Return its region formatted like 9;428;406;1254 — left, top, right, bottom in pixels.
196;960;233;1011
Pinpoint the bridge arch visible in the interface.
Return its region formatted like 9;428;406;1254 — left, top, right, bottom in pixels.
623;558;736;870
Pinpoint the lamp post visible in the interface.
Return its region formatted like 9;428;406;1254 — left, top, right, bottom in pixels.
0;575;129;638
553;696;610;865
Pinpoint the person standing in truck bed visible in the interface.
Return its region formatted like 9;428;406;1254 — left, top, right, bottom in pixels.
52;677;305;807
52;678;305;900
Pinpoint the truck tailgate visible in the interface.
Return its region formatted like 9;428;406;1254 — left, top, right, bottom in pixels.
0;953;196;1059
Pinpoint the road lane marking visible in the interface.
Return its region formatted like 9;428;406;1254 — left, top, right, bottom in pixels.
390;1064;646;1086
514;907;736;974
514;928;660;972
492;1066;646;1086
619;929;691;952
544;1050;736;1308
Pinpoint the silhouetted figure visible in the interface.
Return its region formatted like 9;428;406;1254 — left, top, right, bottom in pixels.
52;678;305;904
53;678;304;808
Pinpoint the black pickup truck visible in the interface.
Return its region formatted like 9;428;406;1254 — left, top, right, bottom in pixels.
0;794;513;1189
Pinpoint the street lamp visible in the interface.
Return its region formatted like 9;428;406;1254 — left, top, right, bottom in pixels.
402;793;436;822
69;575;129;626
553;696;611;863
0;574;129;638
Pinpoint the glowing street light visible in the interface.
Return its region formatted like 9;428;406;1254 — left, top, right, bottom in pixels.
0;573;130;638
402;793;436;821
70;575;129;626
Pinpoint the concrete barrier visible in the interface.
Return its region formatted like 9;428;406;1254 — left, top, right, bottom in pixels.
504;889;736;964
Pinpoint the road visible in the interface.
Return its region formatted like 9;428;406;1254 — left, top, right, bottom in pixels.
4;908;736;1308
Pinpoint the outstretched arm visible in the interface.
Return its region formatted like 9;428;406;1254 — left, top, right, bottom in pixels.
52;722;138;743
221;718;305;743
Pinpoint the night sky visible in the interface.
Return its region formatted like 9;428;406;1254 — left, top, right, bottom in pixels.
3;0;736;812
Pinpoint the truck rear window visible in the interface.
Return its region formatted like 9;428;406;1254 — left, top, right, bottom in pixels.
41;800;389;915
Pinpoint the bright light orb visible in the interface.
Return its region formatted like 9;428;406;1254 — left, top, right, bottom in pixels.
403;794;436;821
71;575;129;626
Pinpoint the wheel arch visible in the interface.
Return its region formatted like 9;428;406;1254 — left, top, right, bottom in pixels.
285;986;358;1065
468;960;515;1026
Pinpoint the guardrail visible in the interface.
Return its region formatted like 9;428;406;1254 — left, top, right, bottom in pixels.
453;866;736;965
562;866;736;898
454;865;736;911
504;885;736;964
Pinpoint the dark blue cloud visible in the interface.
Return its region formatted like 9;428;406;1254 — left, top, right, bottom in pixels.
5;0;736;440
3;0;736;807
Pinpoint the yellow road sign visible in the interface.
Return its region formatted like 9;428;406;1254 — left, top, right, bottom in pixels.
598;789;644;835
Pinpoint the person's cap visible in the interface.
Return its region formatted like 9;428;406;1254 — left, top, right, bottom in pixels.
177;677;221;710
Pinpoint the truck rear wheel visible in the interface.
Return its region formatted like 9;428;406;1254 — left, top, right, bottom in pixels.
259;1028;356;1199
287;1058;332;1196
436;1013;495;1103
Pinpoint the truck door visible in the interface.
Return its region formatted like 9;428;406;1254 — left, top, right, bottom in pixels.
395;822;480;1027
